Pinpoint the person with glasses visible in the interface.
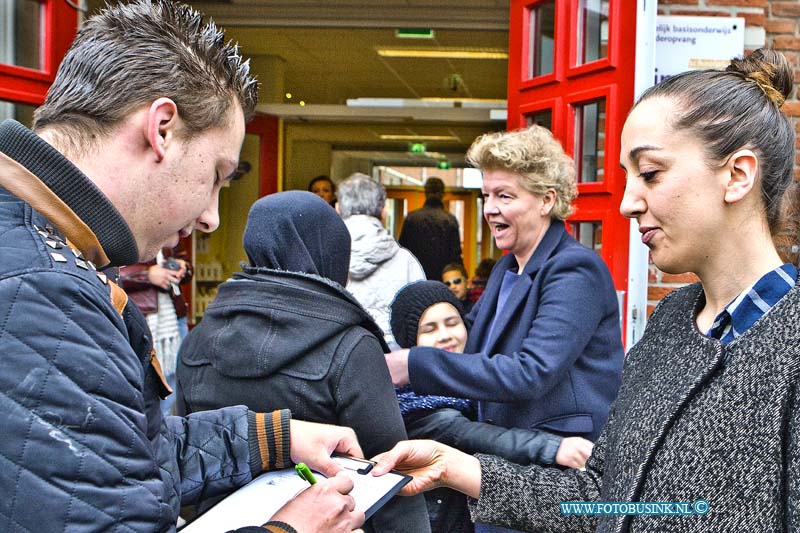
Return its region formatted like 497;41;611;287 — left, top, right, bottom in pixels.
442;262;473;313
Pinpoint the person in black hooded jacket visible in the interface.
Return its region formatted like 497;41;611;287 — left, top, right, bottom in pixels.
177;191;430;533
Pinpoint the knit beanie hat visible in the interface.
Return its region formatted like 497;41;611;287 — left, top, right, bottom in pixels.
390;280;464;349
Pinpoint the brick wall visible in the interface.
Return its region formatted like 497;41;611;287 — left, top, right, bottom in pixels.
645;0;799;316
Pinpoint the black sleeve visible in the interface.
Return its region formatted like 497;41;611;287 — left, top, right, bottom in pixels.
407;408;562;465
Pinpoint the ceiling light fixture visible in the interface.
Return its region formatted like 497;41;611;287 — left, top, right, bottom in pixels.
347;97;506;108
375;47;508;60
420;97;507;105
379;134;460;142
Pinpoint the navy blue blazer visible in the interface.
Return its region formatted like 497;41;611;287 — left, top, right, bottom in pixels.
408;222;624;441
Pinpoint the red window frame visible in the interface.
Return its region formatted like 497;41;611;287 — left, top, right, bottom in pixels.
0;0;78;105
508;0;637;334
245;114;281;198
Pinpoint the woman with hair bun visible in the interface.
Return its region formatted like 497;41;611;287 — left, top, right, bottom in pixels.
374;48;800;532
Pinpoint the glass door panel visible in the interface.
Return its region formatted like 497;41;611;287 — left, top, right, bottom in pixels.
573;98;606;183
527;0;555;79
568;220;603;254
526;108;553;130
0;99;36;125
0;0;43;70
575;0;609;66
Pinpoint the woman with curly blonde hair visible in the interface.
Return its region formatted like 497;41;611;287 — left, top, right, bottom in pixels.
385;124;624;533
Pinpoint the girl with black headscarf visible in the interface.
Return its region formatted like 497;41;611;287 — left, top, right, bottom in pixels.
176;191;430;533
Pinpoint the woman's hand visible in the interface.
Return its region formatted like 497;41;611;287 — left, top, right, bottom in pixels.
384;349;410;387
554;436;593;469
146;264;181;290
371;440;481;499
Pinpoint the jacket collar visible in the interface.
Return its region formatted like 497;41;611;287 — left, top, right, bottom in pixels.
0;120;138;266
520;221;568;276
236;267;389;351
423;197;444;209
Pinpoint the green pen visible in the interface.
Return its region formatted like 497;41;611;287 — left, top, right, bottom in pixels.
295;463;317;485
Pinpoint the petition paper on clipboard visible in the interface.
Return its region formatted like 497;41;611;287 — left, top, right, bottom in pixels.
180;456;410;532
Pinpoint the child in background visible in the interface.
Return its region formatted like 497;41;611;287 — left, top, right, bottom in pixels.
442;262;473;313
468;257;496;303
390;280;592;533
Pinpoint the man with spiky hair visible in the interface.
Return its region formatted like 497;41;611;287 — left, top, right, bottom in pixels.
0;1;364;531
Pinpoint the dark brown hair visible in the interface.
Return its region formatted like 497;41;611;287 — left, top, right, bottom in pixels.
637;48;795;235
308;175;335;193
34;0;257;152
442;262;467;279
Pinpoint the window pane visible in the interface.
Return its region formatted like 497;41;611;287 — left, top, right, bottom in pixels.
576;0;609;65
573;98;606;183
385;197;407;239
527;0;555;78
568;221;602;254
0;100;36;126
0;0;43;70
526;109;552;131
447;198;465;244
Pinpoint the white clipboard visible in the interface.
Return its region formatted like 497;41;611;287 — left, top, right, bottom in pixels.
180;456;411;532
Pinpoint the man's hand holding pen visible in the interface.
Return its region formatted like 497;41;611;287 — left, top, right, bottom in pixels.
269;472;365;533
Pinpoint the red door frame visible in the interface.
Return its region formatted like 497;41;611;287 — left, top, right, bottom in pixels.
507;0;637;334
0;0;78;105
245;114;280;197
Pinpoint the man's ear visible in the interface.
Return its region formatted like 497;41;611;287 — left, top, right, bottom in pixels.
146;98;180;162
723;149;758;204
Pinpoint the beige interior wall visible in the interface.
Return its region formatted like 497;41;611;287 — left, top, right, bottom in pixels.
284;139;332;191
331;153;373;183
192;133;260;320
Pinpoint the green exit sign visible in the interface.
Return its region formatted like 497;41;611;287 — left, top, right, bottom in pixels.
409;142;427;153
395;28;434;39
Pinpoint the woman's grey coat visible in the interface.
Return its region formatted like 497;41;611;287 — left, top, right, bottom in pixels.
470;281;800;532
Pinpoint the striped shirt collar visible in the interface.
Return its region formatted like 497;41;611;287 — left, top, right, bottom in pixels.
707;263;797;344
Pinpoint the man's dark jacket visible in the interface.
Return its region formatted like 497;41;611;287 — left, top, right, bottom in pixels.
0;120;292;533
177;268;431;533
399;197;462;280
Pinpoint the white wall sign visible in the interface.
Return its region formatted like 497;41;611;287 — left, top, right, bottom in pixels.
655;16;744;84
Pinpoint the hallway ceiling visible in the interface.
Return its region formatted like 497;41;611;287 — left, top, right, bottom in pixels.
85;0;512;160
226;26;510;106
